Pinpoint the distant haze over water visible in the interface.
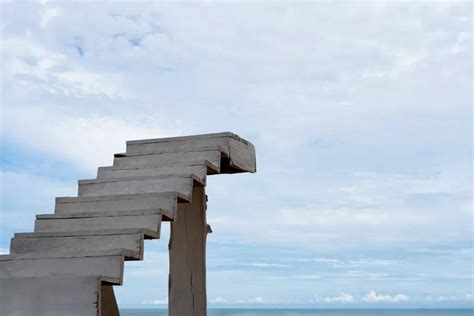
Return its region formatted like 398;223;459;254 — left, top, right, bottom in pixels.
121;309;473;316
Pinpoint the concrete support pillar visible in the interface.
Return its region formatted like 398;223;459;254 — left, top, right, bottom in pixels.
168;185;208;316
100;285;119;316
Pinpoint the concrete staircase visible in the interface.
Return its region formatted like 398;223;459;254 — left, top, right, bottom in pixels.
0;132;256;316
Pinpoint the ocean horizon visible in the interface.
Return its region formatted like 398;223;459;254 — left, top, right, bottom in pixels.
120;308;473;316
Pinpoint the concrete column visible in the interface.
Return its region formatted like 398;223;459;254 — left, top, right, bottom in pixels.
168;185;208;316
101;285;119;316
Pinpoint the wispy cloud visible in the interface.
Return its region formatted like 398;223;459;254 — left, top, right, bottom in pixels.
210;297;227;304
241;263;291;268
435;294;474;302
313;291;409;304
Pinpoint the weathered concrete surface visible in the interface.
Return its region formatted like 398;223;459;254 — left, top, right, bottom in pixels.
169;185;208;316
55;192;178;220
97;164;207;183
77;174;200;200
126;132;256;173
35;209;162;234
0;251;125;284
2;132;257;315
11;231;145;259
114;150;222;171
101;285;120;316
0;276;102;316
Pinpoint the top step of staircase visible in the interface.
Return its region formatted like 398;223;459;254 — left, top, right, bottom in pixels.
125;132;256;174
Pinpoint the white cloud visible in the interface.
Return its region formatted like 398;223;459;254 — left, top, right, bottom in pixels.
335;259;401;268
0;170;76;229
231;296;265;304
242;263;290;268
294;258;340;264
40;6;61;28
2;37;131;99
362;290;410;303
2;107;179;172
313;293;356;304
291;257;400;267
248;296;264;303
210;297;227;304
141;298;168;305
268;275;321;281
436;294;474;302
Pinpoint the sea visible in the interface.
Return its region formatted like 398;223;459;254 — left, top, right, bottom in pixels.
120;309;473;316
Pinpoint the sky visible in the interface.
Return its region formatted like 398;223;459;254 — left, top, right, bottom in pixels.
0;0;472;309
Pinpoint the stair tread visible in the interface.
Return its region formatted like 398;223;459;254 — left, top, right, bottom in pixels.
56;191;184;203
97;164;208;182
0;253;125;285
113;151;221;172
78;173;205;186
37;208;162;219
14;228;157;239
114;144;226;158
11;233;146;260
55;192;180;220
0;249;133;261
78;174;197;200
34;209;162;234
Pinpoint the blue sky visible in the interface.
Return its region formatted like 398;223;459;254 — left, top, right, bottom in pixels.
0;0;472;309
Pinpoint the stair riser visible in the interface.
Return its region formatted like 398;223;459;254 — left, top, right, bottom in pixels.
113;151;221;170
97;165;207;182
127;137;230;155
0;256;123;283
35;214;161;234
11;233;144;259
55;193;177;218
0;276;102;316
78;177;193;199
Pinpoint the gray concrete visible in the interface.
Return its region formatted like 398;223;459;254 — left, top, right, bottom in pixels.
2;132;257;315
55;192;178;220
101;285;120;316
77;174;199;200
126;132;256;173
113;150;222;171
35;209;162;234
0;276;102;316
169;185;208;316
11;231;145;260
97;164;207;183
0;252;125;284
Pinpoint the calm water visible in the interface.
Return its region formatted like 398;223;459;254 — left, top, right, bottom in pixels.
121;309;473;316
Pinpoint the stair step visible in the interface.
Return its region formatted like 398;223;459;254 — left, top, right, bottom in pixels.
55;192;180;220
15;228;158;238
78;174;202;200
0;275;106;316
97;164;207;182
11;229;155;260
113;150;222;172
0;250;127;284
126;137;231;155
34;209;162;234
126;132;256;173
